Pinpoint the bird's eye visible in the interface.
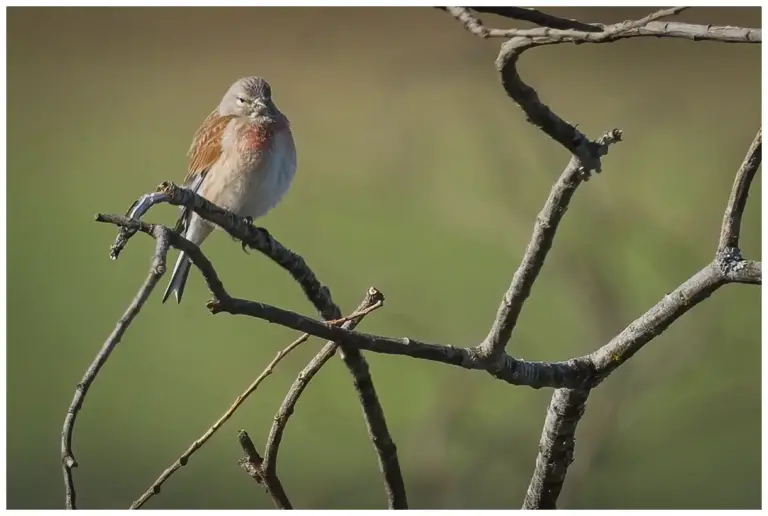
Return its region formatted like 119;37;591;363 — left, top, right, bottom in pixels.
236;96;246;105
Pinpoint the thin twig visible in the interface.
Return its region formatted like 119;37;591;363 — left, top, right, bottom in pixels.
262;289;385;486
470;7;603;32
443;6;608;38
130;334;308;509
61;231;170;509
97;215;230;300
719;128;762;250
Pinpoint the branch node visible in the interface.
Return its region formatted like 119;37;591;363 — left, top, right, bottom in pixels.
716;246;744;270
238;431;270;489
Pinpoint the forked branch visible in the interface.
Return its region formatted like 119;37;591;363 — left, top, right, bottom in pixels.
129;290;384;509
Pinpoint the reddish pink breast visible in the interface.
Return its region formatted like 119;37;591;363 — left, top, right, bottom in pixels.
239;116;291;153
241;124;270;152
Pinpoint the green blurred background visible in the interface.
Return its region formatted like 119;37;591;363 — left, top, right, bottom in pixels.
7;7;762;509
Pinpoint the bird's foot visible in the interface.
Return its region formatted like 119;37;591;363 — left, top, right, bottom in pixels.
241;216;254;253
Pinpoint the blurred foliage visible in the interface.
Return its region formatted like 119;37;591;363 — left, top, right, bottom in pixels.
7;7;761;510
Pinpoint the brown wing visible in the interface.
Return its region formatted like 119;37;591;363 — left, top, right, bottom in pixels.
183;111;237;185
173;111;235;235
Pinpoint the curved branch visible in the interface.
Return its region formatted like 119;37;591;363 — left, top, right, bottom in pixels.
496;37;599;161
61;229;171;509
491;7;755;165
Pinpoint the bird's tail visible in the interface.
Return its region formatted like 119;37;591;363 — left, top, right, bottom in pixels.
162;252;193;304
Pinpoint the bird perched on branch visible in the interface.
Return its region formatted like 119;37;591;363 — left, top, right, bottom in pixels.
163;76;297;303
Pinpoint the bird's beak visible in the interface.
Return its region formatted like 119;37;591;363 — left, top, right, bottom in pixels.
251;100;268;117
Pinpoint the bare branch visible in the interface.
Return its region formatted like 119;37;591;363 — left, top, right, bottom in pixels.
443;7;490;38
523;127;762;508
129;289;384;508
97;209;407;508
262;288;385;498
719;128;762;250
491;19;761;43
237;430;293;509
477;130;622;366
97;216;590;388
469;7;603;32
205;292;590;389
99;211;756;396
590;264;720;377
113;182;340;320
97;214;229;300
605;7;688;32
448;6;759;43
100;202;408;509
487;7;754;165
521;263;759;509
61;230;170;509
496;39;594;159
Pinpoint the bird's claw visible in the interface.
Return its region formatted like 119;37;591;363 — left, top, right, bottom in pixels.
241;216;254;253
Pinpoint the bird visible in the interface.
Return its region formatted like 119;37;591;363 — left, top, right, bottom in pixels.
162;76;297;303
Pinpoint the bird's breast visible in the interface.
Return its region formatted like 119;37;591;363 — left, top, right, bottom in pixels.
232;120;297;220
240;124;270;153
